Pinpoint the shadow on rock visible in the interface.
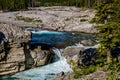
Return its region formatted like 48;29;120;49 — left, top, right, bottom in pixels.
111;48;120;62
0;32;10;61
23;42;35;69
78;48;98;66
0;32;5;43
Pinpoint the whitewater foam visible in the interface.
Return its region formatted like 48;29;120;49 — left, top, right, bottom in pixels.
12;48;72;80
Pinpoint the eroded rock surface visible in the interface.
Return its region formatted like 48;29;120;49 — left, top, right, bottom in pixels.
62;47;85;64
0;23;53;76
0;6;98;33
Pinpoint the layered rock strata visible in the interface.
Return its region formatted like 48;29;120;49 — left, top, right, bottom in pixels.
0;23;53;76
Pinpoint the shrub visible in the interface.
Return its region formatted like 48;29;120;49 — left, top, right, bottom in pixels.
34;19;43;23
64;18;71;21
16;16;43;23
80;19;88;22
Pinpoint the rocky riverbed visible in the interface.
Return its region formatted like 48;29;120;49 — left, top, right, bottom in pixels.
0;6;100;79
0;6;98;33
0;23;54;76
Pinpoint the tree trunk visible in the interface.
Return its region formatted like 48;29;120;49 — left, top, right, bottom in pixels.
31;0;36;7
106;48;111;63
88;0;91;8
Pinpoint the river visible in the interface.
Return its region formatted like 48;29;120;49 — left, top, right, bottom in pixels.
1;30;96;80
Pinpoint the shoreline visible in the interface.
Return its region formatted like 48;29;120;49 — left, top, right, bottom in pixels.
0;6;98;34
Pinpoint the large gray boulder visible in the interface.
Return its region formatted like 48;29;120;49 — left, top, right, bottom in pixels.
62;47;85;63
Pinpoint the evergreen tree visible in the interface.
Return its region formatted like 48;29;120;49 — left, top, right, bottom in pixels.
93;0;120;63
97;22;120;63
0;0;29;11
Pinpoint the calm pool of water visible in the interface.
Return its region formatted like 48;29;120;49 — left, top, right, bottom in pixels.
30;30;95;46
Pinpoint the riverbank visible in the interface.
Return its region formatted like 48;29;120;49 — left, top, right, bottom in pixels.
0;23;56;76
0;6;99;79
0;6;97;33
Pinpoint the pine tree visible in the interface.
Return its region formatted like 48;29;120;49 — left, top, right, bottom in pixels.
97;22;120;63
94;0;120;63
0;0;29;11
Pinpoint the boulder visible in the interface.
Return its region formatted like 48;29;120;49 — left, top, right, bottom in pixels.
0;23;53;76
0;23;31;47
62;47;85;63
0;45;52;76
81;39;94;46
81;70;108;80
51;72;74;80
78;48;98;66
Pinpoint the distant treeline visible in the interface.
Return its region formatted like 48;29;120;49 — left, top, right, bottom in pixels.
36;0;110;8
0;0;114;11
0;0;30;11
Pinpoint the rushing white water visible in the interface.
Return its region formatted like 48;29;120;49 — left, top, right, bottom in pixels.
32;30;65;35
12;48;72;80
66;43;100;49
52;48;63;61
1;30;96;80
75;43;100;49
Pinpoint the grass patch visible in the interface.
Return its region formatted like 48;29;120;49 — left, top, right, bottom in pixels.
70;53;106;79
64;18;71;21
70;47;120;80
34;19;43;23
16;16;42;23
89;17;96;23
24;17;34;22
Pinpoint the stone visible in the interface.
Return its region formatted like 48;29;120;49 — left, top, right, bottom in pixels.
78;48;98;66
0;23;53;76
81;39;94;46
62;47;85;63
80;70;108;80
51;72;74;80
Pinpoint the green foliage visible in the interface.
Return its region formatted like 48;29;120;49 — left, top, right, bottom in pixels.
0;0;29;11
91;0;120;23
36;0;102;8
1;0;116;10
16;16;33;22
64;18;71;21
74;72;81;79
105;63;120;80
89;1;120;79
96;22;120;63
24;17;34;22
16;16;42;23
95;54;106;66
97;22;120;49
34;19;43;23
80;65;98;75
71;60;100;79
90;0;120;64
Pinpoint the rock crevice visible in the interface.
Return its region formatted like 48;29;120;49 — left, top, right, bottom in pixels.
0;23;53;76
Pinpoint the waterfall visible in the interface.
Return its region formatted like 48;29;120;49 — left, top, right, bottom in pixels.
52;48;63;61
10;48;72;80
1;30;96;80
